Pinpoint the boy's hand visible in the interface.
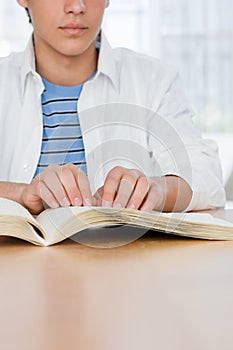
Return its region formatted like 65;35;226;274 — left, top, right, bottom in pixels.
21;164;96;215
95;166;165;212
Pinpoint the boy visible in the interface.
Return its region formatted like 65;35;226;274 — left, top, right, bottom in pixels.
0;0;225;214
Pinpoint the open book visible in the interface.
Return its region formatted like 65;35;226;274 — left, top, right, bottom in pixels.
0;198;233;246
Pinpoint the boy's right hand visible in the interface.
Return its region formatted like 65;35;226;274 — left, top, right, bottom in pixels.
21;164;96;215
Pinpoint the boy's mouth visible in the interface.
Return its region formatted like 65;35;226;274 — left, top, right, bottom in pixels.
60;22;88;35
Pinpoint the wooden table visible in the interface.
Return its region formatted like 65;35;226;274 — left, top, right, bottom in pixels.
0;210;233;350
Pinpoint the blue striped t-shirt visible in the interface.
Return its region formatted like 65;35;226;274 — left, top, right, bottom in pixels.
34;78;87;176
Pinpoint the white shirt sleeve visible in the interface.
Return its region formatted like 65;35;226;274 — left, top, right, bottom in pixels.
148;71;226;211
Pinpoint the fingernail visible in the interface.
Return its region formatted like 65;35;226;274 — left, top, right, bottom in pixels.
113;203;122;209
141;206;150;212
128;204;135;210
51;201;59;209
102;200;112;208
74;197;81;206
61;197;70;207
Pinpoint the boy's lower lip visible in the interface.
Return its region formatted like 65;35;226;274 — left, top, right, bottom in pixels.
60;27;86;35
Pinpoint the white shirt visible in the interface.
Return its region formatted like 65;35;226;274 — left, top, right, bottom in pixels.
0;33;225;210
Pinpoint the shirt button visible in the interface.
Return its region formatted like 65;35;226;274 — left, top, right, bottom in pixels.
23;164;32;172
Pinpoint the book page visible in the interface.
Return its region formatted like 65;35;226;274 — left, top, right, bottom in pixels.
1;199;232;245
0;198;36;223
0;198;47;245
163;212;233;228
36;206;90;244
35;206;233;245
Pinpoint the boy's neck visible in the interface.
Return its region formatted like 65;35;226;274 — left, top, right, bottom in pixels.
34;36;98;87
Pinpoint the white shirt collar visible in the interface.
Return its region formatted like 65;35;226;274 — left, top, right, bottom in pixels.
97;31;119;90
20;30;119;96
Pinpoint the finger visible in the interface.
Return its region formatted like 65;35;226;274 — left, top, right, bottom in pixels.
22;176;60;214
140;183;165;212
35;180;60;210
113;171;140;208
39;165;71;207
59;164;83;206
126;176;150;210
21;180;47;215
113;170;143;208
101;166;126;207
94;186;104;204
73;165;95;206
94;186;103;199
94;186;104;206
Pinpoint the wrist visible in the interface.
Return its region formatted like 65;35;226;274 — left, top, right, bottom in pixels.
148;177;167;211
150;175;192;212
0;182;28;205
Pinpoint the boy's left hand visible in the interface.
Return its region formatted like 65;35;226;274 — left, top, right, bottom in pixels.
95;166;165;212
